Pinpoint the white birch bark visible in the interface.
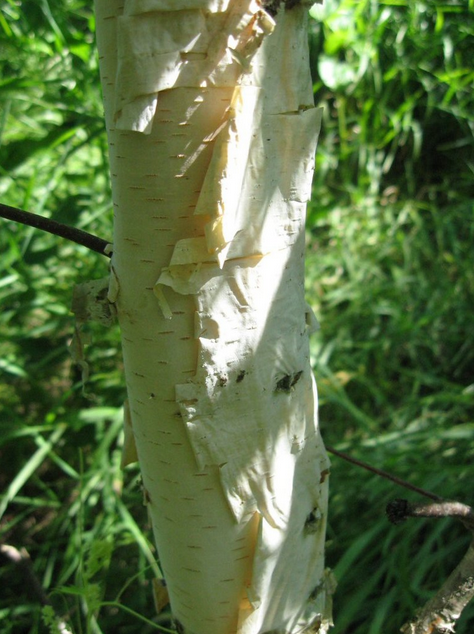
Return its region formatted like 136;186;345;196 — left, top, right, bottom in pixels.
94;1;332;632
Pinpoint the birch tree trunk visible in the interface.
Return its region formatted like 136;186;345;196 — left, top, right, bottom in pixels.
94;1;331;632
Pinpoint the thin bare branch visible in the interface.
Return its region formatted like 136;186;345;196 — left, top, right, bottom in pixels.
326;445;442;501
0;201;111;257
387;499;474;531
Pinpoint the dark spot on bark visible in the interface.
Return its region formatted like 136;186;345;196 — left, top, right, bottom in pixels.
174;620;185;634
275;374;292;393
320;468;330;484
304;507;322;534
275;370;303;393
307;618;322;633
236;370;246;383
290;370;303;387
309;583;321;601
218;374;227;387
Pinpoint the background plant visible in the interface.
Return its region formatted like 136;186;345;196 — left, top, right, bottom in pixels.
0;0;473;632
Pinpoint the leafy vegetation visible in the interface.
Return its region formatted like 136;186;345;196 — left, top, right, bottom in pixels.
0;0;473;632
306;0;474;631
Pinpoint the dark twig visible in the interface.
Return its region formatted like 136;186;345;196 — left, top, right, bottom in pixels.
0;202;111;257
326;445;442;501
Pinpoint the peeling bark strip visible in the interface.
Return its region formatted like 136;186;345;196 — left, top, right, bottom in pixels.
94;1;330;633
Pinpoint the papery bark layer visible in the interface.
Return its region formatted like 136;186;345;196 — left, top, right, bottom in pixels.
94;2;330;632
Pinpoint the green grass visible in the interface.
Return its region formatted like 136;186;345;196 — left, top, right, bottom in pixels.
306;0;474;631
1;0;473;632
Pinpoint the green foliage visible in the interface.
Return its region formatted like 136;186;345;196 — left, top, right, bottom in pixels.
0;1;473;633
41;605;62;634
306;0;474;631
